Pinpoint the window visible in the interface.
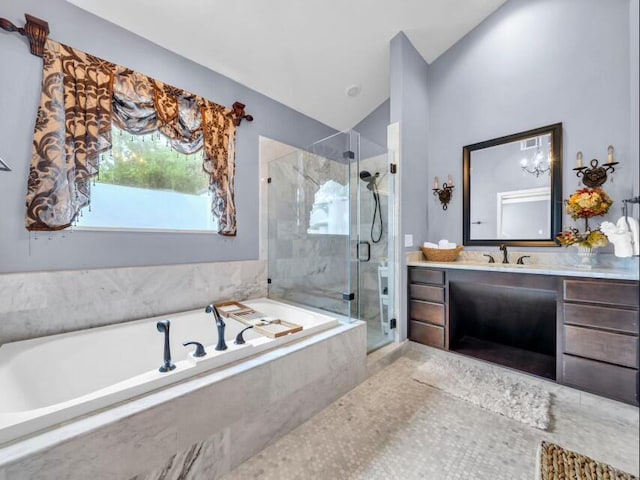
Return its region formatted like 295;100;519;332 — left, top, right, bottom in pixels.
307;180;349;235
76;125;216;232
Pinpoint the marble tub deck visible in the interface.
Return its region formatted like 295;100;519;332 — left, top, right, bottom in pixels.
0;321;367;480
223;343;639;480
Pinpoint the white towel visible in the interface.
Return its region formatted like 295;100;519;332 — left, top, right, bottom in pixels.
438;239;449;248
601;219;635;257
423;242;439;249
616;216;639;256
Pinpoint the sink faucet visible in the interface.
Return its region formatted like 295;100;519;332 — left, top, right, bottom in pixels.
205;304;228;351
499;244;509;264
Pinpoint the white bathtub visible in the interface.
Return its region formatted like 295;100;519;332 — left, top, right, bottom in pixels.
0;298;338;445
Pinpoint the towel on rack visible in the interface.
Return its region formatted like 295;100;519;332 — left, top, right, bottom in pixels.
618;215;639;256
601;217;639;257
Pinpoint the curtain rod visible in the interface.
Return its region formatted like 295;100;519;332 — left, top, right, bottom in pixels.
0;13;254;126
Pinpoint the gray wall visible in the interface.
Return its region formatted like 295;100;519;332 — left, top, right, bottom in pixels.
390;32;430;341
353;99;390;149
631;0;639;217
0;0;335;273
390;33;430;250
425;0;638;247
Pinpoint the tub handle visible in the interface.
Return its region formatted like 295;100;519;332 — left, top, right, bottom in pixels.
234;326;254;345
182;341;207;357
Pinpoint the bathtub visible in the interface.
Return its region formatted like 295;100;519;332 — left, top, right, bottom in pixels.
0;298;338;445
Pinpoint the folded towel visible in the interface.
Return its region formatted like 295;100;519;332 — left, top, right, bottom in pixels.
423;242;439;249
438;239;449;248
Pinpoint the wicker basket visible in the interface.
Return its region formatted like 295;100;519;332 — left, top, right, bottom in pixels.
420;245;463;262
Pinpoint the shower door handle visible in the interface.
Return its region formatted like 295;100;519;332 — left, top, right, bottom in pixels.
357;241;371;262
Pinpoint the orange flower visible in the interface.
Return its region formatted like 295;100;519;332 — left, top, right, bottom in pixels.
565;188;612;220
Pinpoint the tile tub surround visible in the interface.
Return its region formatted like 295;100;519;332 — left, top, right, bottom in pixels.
0;259;267;345
406;250;639;280
0;321;366;480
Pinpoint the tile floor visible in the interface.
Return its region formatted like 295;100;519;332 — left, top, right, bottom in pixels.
222;346;639;480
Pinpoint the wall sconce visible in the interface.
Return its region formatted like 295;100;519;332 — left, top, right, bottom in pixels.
433;175;454;210
573;145;619;187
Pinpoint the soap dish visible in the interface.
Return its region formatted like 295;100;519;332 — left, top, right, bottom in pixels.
420;246;463;262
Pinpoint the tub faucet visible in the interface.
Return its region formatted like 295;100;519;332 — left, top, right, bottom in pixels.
156;320;176;372
205;304;228;351
499;244;509;264
234;325;254;345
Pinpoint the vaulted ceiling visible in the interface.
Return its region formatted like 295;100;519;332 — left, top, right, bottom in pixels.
68;0;506;130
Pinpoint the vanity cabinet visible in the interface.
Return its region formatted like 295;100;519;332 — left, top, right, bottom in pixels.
407;266;640;405
408;268;446;349
560;279;639;405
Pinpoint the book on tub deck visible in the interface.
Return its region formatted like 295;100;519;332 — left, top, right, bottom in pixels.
214;301;303;338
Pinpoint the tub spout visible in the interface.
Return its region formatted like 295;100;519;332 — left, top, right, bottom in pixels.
156;320;176;372
205;304;227;351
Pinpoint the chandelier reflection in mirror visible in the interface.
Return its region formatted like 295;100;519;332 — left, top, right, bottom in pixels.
519;136;551;177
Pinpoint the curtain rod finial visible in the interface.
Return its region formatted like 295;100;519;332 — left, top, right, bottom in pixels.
23;14;49;57
231;101;253;126
1;14;49;57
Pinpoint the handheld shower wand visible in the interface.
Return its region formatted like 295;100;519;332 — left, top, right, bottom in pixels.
359;170;383;243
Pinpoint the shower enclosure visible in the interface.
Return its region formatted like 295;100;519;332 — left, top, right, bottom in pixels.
266;131;396;352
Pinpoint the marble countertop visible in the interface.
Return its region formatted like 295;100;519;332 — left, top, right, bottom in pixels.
406;259;639;280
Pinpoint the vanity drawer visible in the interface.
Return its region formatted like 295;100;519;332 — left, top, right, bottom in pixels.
409;268;444;286
409;300;445;326
409;321;445;348
564;325;638;368
563;303;639;334
409;284;445;303
562;354;638;405
563;280;639;308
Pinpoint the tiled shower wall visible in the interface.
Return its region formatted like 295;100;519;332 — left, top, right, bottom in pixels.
0;260;267;345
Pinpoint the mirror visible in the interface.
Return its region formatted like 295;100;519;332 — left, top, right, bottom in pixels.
463;123;562;246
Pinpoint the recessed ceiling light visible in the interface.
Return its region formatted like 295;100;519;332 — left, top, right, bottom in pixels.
346;84;361;97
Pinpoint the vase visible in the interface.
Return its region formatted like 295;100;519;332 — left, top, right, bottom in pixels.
574;245;596;269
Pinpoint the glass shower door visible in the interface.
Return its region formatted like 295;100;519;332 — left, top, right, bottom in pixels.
267;133;353;319
354;133;396;352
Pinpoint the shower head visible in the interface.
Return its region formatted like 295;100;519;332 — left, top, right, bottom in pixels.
359;170;379;190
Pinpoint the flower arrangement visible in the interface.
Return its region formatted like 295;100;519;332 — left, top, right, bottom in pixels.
556;187;612;250
565;188;612;220
556;227;608;249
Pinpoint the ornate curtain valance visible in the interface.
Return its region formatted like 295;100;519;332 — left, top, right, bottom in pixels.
24;39;239;235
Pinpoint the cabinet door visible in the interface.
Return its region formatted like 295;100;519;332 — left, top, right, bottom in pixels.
409;268;445;285
562;354;638;405
409;300;445;326
564;280;639;307
409;321;445;348
564;325;638;369
409;284;445;303
563;303;638;334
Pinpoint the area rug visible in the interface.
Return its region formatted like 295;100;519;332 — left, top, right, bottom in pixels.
536;441;638;480
411;354;551;430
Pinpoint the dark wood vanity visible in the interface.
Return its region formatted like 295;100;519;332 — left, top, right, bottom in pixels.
408;266;640;405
